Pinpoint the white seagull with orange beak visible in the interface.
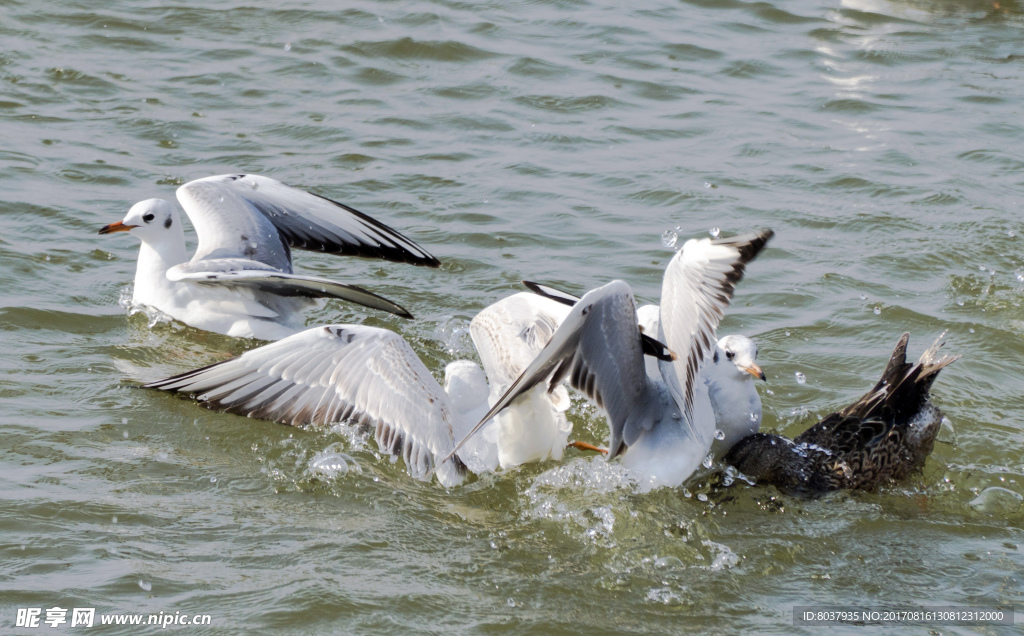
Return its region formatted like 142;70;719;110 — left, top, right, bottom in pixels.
99;174;438;340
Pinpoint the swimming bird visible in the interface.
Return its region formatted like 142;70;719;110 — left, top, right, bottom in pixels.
142;291;573;487
99;174;439;340
724;332;958;495
442;229;773;490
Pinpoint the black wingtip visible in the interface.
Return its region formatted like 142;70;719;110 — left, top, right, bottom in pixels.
715;228;774;264
522;281;581;307
640;333;675;361
307;193;442;267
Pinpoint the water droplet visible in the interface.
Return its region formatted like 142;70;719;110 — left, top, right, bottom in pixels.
1008;230;1016;238
785;331;791;336
122;431;128;439
795;372;806;385
661;230;677;248
940;416;954;435
138;580;152;592
704;182;712;189
121;418;128;425
969;487;1023;515
283;42;291;51
749;411;759;422
957;300;965;307
979;265;987;271
44;255;50;261
859;295;867;301
210;476;217;483
702;452;713;469
111;516;117;524
507;598;516;608
873;306;881;315
697;493;708;502
714;429;725;441
682;488;692;498
709;227;720;238
1016;271;1024;283
969;328;975;333
655;556;683;568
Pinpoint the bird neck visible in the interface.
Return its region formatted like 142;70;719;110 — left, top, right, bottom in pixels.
132;235;188;306
704;367;761;454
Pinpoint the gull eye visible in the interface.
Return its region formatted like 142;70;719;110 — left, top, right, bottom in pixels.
726;350;735;360
142;213;155;223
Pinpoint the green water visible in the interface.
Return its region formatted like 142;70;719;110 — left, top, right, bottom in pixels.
2;0;1023;633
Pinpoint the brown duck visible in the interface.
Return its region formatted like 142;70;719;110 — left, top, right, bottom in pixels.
724;333;958;495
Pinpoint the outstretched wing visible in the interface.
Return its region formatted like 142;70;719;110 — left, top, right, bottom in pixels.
177;174;440;271
470;291;571;395
167;259;413;318
443;281;664;465
659;230;773;422
144;325;465;487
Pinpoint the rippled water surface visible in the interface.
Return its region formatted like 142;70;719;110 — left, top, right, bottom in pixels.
3;0;1024;632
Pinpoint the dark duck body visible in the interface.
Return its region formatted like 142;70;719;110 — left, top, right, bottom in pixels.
724;333;958;495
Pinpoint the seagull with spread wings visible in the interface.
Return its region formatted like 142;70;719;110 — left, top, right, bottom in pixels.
99;174;439;340
441;230;773;489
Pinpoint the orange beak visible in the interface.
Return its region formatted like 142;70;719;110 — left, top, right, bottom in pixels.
743;364;766;381
98;221;137;235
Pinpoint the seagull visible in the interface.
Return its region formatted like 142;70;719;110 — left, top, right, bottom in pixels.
142;291;573;487
99;174;440;341
442;229;773;490
634;304;765;457
724;332;958;495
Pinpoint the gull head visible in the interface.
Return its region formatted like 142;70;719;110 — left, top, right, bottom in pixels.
99;199;180;245
713;335;765;381
443;360;489;415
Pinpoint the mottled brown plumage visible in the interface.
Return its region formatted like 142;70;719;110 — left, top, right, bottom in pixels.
724;333;958;495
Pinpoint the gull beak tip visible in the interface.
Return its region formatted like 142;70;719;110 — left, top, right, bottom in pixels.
98;221;136;235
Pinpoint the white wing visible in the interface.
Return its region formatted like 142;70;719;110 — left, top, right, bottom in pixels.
167;258;413;318
445;281;666;464
177;174;440;271
470;292;571;397
659;230;773;422
144;325;465;487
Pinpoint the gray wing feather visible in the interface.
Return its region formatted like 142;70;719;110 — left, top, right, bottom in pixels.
442;281;661;465
168;260;413;318
144;325;465;487
177;174;440;271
